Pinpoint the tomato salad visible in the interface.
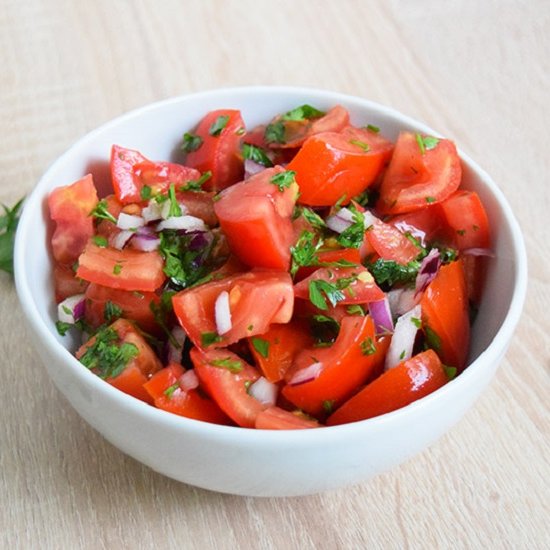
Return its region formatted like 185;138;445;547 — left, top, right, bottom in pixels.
49;104;491;429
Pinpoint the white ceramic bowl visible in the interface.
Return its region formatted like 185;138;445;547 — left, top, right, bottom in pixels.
14;87;527;497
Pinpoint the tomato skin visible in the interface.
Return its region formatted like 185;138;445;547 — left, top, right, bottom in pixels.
282;316;388;418
388;205;450;246
185;109;245;192
214;166;299;270
364;216;420;265
53;263;89;303
143;363;233;425
287;126;393;206
327;350;447;425
439;190;490;250
76;242;166;292
377;131;462;215
76;319;162;404
255;407;320;429
248;319;314;383
48;174;98;265
110;145;201;204
84;283;160;332
420;260;470;371
172;270;294;350
176;190;218;226
293;266;385;305
191;348;265;428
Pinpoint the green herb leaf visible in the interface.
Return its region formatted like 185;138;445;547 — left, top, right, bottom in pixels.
242;143;273;167
425;196;436;204
346;304;365;316
270;170;296;192
179;171;212;192
140;185;152;201
299;206;327;230
251;337;270;358
181;132;203;153
367;258;420;288
424;325;442;351
411;317;422;329
167;184;182;218
93;235;108;248
210;357;243;373
201;331;222;347
55;321;72;336
164;383;180;398
361;337;377;356
366;124;380;133
264;121;286;144
0;197;23;274
113;264;122;275
104;300;123;323
90;199;117;224
415;134;440;155
349;139;370;152
337;207;365;249
442;364;457;380
281;104;325;121
290;230;324;277
308;280;346;311
209;115;230;136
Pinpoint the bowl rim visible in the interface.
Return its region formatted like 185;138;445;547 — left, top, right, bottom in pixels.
14;85;528;442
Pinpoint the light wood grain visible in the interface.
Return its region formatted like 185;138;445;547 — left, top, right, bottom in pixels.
1;1;549;548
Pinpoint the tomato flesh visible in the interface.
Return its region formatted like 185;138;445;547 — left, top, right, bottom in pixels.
255;407;320;429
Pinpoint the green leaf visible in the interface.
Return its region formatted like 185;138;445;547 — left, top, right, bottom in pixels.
140;185;152;201
179;171;212;192
201;331;222;347
209;115;230;136
281;104;325;121
251;337;270;358
346;304;365;316
167;184;182;218
290;230;323;277
442;364;457;380
365;124;380;133
361;337;377;356
299;206;326;230
424;325;442;351
367;258;420;288
210;357;243;373
181;132;203;153
308;280;346;311
349;139;370;152
113;264;122;275
93;235;108;248
90;199;117;224
55;321;72;336
104;300;123;322
415;134;440;155
336;207;365;249
270;170;296;192
164;383;180;398
242;143;273;167
264;121;286;144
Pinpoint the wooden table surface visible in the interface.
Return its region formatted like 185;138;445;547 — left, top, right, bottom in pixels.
1;1;548;548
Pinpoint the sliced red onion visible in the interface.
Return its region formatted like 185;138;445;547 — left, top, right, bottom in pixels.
117;212;145;230
248;376;278;406
244;159;265;179
214;291;232;335
167;326;187;363
415;248;441;297
384;304;422;371
156;215;206;232
57;293;86;324
288;362;323;386
462;247;494;257
368;297;394;334
394;221;426;247
160;199;189;220
326;207;355;233
179;369;199;392
111;229;134;250
387;288;418;317
142;201;163;223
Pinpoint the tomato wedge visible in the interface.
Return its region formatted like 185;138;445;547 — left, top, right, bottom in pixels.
287;126;393;206
214;166;299;270
76;242;166;292
327;350;448;425
294;266;385;307
53;263;89;303
111;145;201;204
255;407;320;430
420;260;470;371
282;316;388;417
377;131;462;215
184;109;245;191
172;270;294;350
191;348;265;428
143;363;233;424
48;174;98;265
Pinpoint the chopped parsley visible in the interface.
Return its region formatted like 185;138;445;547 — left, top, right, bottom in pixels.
443;364;457;380
201;332;222;347
78;327;138;380
349;139;370;152
365;124;380;133
164;383;180;398
210;357;243;373
290;230;323;277
104;301;123;323
251;337;270;358
346;304;365;316
93;235;108;248
264;120;286;144
281;104;325;121
425;196;436;204
415;134;440;155
424;326;442;351
242;143;273;167
90;199;117;224
55;321;72;336
140;185;152;200
181;132;203;153
295;206;326;230
209;115;230;136
438;246;458;264
361;337;377;356
367;258;420;288
179;171;212;192
270;170;296;192
113;263;123;275
336;207;365;249
308;279;346;311
411;317;422;329
167;184;182;218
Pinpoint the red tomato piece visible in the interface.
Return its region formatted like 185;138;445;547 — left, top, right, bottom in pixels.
248;319;314;383
172;270;294;350
282;316;389;417
326;350;448;425
190;348;265;428
84;283;161;333
377;131;462;215
53;263;89;303
254;407;320;430
143;363;232;425
420;260;470;371
439;190;490;250
110;145;201;205
287;126;393;206
364;216;420;265
387;204;450;247
184;109;245;192
294;266;385;307
76;319;162;404
76;242;166;292
176;190;218;226
214;166;299;270
48;174;98;265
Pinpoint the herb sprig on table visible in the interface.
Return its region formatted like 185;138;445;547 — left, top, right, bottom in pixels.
0;198;24;275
